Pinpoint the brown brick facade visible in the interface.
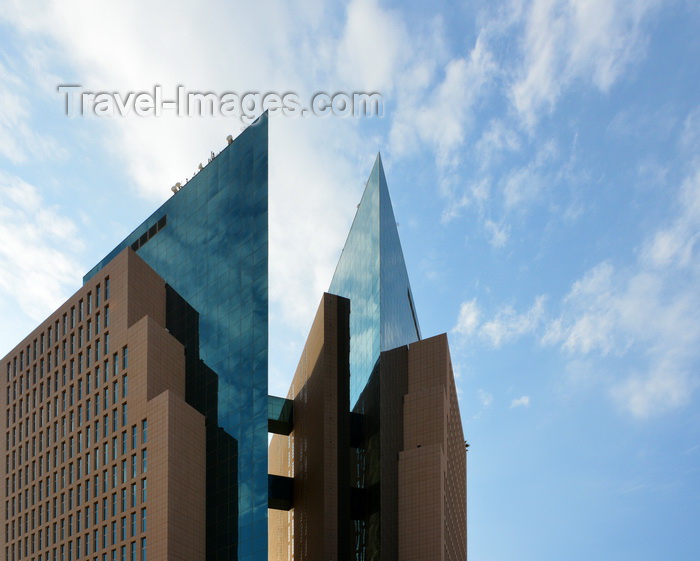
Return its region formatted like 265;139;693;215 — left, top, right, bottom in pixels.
269;293;351;561
1;249;205;561
269;304;466;561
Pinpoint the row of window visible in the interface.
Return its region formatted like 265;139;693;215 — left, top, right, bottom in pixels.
5;420;148;500
6;336;128;418
7;363;129;456
6;478;148;542
5;536;146;561
7;321;112;400
6;278;110;385
6;346;129;449
5;422;148;515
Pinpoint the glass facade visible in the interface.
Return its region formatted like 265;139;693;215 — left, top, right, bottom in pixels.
84;114;268;561
329;155;421;560
329;154;420;408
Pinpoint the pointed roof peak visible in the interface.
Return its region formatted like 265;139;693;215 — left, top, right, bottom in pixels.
329;154;421;405
374;152;385;173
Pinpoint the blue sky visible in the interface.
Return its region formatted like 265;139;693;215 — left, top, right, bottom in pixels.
1;0;699;559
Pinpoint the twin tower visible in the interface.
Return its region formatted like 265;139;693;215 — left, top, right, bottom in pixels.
1;113;466;561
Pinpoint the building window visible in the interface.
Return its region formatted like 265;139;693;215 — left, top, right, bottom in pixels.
141;450;147;473
140;538;146;561
141;420;147;444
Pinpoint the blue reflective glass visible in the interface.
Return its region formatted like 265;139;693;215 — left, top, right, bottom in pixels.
329;155;420;408
84;115;268;560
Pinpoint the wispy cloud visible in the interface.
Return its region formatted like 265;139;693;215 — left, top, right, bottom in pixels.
544;163;700;418
0;172;83;328
483;219;509;248
480;295;547;348
454;298;481;337
389;29;497;184
478;389;494;407
502;140;558;210
337;0;408;94
510;395;530;408
456;155;700;419
510;0;658;129
0;59;66;164
453;294;547;347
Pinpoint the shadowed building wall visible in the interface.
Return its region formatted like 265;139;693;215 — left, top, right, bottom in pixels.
269;325;466;561
269;293;351;561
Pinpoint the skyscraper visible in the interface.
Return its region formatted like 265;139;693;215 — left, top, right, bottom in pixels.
2;249;207;561
1;115;466;561
83;113;269;561
269;156;467;561
2;114;269;561
328;154;422;408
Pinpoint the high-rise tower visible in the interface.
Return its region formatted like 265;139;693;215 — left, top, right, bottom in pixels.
1;119;466;561
83;114;269;561
328;154;421;408
269;156;467;561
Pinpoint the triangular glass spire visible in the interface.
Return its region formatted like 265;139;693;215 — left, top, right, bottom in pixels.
329;154;421;407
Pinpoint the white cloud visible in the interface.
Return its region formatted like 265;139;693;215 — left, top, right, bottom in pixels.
337;0;408;93
0;0;377;393
484;219;509;248
542;262;621;355
643;167;700;270
510;395;530;408
478;389;493;407
680;107;700;155
480;295;547;347
440;191;471;224
510;0;658;128
503;140;558;210
543;164;700;418
610;364;695;419
453;298;481;337
475;119;521;168
0;173;83;344
0;59;67;164
441;178;491;224
389;31;496;177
